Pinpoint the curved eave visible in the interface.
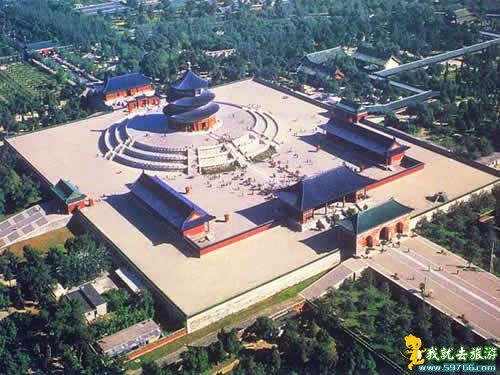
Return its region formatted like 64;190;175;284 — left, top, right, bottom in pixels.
169;103;219;123
163;91;215;115
170;70;208;91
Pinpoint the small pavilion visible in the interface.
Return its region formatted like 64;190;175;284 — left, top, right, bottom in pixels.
51;179;89;214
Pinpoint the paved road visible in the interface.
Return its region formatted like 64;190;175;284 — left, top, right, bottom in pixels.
365;237;500;341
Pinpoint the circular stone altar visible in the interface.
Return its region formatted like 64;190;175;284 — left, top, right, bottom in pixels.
100;102;279;174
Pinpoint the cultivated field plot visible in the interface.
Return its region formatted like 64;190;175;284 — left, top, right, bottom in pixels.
0;62;58;102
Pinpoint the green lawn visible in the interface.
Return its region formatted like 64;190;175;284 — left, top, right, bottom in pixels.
3;227;75;260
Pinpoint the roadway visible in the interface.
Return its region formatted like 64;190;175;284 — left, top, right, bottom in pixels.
364;236;500;342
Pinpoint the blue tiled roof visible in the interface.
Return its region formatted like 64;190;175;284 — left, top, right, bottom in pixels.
326;121;409;157
103;73;151;94
276;166;374;212
337;199;413;235
25;40;56;51
170;103;220;123
164;90;216;115
132;173;214;232
170;70;208;91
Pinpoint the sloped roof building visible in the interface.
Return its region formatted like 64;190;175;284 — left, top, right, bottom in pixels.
164;69;219;132
131;173;215;238
337;199;414;254
276;166;374;226
102;73;153;101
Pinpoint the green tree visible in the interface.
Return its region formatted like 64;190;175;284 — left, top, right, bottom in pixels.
18;246;55;301
218;328;241;355
181;346;210;373
245;316;278;342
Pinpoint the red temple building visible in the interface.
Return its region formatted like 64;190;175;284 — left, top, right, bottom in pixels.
131;173;215;240
325;120;410;166
163;69;219;132
276;166;374;230
332;99;369;123
51;179;93;214
102;73;153;101
336;199;413;255
127;95;161;112
25;40;56;56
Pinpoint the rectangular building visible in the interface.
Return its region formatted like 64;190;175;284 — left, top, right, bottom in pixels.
97;319;161;357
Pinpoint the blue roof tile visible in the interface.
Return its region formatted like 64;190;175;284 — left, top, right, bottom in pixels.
326;121;409;157
103;73;151;94
276;166;374;212
132;173;214;232
170;70;208;91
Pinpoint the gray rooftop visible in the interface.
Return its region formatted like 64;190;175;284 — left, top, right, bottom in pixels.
98;319;161;356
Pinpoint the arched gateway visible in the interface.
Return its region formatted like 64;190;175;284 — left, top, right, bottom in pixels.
337;199;414;256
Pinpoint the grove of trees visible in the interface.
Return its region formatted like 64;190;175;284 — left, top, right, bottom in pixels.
0;148;41;219
416;190;498;275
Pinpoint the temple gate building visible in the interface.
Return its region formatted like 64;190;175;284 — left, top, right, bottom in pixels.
337;199;413;256
51;179;91;214
276;166;374;230
331;99;369;124
325;120;410;166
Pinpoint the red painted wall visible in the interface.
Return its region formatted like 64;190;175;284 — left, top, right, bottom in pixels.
105;85;153;101
173;115;217;132
388;152;405;165
355;215;411;253
67;200;86;214
183;224;206;237
126;328;187;361
199;221;274;256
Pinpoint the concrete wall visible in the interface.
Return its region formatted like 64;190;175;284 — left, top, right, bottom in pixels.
186;251;341;333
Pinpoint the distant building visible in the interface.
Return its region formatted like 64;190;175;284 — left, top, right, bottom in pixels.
67;283;107;323
297;47;346;80
97;319;161;357
24;40;57;56
449;8;477;25
276;166;375;229
51;179;92;214
351;46;401;70
204;48;236;58
102;73;153;102
337;199;414;255
332;99;369;124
